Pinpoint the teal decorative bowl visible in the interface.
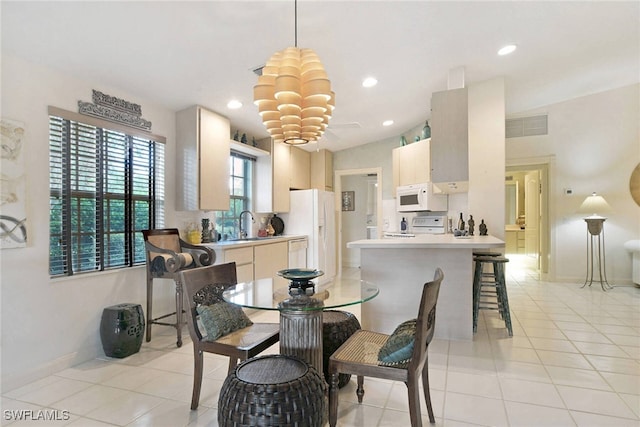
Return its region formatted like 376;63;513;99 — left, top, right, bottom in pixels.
277;268;324;291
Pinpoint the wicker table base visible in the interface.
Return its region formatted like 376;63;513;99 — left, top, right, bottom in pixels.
218;355;326;427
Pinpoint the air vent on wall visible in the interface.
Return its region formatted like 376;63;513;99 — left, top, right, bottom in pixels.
506;114;548;138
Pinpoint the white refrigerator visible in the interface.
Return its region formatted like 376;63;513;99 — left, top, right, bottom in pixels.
281;189;336;285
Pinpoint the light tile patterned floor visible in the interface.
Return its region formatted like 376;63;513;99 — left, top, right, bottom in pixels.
3;257;639;426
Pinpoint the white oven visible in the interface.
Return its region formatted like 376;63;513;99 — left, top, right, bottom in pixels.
384;215;447;238
396;183;447;212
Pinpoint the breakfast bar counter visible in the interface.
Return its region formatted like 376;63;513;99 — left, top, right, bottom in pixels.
347;234;504;340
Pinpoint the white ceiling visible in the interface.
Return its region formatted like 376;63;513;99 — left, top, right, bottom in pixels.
2;1;638;152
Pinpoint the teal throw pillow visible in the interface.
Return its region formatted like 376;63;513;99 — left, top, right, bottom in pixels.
377;319;416;368
197;302;253;341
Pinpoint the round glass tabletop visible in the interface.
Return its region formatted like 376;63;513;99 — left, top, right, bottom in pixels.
222;277;379;312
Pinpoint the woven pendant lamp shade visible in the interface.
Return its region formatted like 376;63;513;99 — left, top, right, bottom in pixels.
254;47;334;145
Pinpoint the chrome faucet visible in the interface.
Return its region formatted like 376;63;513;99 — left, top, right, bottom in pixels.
238;210;255;239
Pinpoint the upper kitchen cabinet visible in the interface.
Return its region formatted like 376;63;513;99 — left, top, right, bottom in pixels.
310;149;333;191
256;142;315;212
290;146;310;190
255;140;291;213
392;138;431;192
176;106;230;211
430;87;469;193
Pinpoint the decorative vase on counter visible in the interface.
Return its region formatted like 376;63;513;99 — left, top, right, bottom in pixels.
187;223;201;244
457;212;465;232
201;218;212;243
400;135;408;146
479;219;488;236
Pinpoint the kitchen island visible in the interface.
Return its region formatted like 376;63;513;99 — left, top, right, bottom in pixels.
347;234;504;340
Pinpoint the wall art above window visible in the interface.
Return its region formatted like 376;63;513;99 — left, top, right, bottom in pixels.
78;89;152;131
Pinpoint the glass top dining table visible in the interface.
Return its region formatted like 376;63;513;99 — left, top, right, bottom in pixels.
222;277;379;312
222;277;379;374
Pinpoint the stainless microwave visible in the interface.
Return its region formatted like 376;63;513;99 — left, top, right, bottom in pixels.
396;183;448;212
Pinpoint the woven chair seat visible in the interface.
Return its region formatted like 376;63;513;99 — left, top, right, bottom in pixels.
332;330;389;366
218;355;326;427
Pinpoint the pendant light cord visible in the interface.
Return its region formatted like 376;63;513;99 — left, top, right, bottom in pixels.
294;0;298;47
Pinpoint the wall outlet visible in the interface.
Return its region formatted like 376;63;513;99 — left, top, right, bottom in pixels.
563;188;573;195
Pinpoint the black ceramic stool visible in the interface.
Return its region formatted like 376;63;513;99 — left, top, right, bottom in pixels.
473;256;513;336
218;355;326;427
100;303;145;358
322;310;361;388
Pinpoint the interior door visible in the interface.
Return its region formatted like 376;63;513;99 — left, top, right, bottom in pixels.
524;172;540;263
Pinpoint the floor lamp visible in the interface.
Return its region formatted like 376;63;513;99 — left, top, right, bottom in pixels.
578;192;613;290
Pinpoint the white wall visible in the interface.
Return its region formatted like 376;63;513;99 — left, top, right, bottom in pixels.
468;78;506;241
506;83;640;283
0;55;182;391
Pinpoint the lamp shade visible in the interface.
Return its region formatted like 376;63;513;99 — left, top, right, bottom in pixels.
254;47;333;145
577;192;612;218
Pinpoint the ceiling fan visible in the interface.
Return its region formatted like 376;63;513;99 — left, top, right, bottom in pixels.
322;122;361;142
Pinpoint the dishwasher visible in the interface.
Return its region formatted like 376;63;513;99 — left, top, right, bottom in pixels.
288;238;308;269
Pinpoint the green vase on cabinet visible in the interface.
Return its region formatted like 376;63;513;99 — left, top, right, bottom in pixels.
421;120;431;140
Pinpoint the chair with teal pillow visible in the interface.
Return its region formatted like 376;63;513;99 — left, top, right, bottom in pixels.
177;262;280;410
328;268;443;427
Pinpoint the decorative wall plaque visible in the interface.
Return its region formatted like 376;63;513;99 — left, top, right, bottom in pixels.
92;90;142;116
78;90;152;131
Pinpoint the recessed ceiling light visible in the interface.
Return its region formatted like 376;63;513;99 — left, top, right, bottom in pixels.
227;99;243;109
498;44;517;56
362;77;378;88
382;120;394;127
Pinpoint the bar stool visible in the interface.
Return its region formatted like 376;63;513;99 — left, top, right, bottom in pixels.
472;251;501;257
472;251;501;318
473;255;513;336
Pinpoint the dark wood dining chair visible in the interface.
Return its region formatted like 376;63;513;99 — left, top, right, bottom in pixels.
142;228;215;347
328;268;444;426
177;262;280;410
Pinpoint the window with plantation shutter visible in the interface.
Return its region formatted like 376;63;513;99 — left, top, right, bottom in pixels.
214;151;253;239
49;110;165;277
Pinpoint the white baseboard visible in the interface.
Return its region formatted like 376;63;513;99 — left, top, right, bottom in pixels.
2;349;96;392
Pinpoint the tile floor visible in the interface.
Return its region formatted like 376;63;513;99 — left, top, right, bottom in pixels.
3;256;639;426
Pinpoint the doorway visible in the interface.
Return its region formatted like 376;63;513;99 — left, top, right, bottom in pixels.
505;161;550;276
334;168;383;277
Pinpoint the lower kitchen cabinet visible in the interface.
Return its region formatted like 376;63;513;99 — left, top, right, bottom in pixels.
223;246;254;283
218;240;290;288
254;241;288;289
505;229;525;254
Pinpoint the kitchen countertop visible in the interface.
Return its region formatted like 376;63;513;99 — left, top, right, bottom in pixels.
505;224;525;231
201;234;307;249
347;234;504;249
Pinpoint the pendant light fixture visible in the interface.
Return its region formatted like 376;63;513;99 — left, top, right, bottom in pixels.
253;0;334;145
